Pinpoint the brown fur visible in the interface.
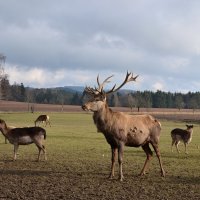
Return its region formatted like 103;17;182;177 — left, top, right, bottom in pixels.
171;125;193;154
35;114;51;127
0;119;47;161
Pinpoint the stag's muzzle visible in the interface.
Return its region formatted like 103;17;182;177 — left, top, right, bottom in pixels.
82;105;88;111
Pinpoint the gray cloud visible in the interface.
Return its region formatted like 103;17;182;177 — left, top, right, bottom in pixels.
1;0;200;92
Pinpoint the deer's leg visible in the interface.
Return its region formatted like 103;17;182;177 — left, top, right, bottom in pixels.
5;137;7;144
140;143;153;176
35;141;47;161
151;143;165;177
13;144;19;161
42;145;47;160
109;147;117;179
118;144;124;181
175;141;180;153
184;143;188;154
171;139;175;152
37;146;42;161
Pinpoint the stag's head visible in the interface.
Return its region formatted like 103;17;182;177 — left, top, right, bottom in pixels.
82;72;138;112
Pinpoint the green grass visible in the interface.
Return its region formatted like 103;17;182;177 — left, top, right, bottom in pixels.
0;112;199;199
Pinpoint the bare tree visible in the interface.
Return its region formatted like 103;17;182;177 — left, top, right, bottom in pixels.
0;54;8;100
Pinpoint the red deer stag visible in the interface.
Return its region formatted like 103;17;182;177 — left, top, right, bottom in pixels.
171;124;193;154
35;114;51;127
0;119;47;161
82;72;165;181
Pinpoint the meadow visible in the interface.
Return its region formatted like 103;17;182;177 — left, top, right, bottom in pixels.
0;112;199;199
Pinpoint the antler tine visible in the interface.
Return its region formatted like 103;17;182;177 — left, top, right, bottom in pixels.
106;71;138;94
97;74;114;92
84;86;98;95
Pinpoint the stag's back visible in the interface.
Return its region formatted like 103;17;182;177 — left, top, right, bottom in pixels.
125;114;161;146
94;109;161;147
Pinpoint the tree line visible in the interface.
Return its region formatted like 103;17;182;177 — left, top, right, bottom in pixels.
1;75;200;110
0;55;200;109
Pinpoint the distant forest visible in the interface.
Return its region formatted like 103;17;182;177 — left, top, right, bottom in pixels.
1;75;200;110
0;58;200;109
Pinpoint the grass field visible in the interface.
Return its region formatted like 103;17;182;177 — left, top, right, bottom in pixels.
0;112;199;199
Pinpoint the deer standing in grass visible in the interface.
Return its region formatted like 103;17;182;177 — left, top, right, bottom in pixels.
171;125;193;154
0;119;47;161
82;72;165;181
35;114;51;127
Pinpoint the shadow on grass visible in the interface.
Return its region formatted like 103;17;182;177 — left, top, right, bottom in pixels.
0;169;52;176
166;174;200;185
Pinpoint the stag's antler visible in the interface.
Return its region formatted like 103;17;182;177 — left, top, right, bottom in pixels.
84;75;114;95
84;71;138;96
84;86;99;95
106;72;138;94
97;75;113;92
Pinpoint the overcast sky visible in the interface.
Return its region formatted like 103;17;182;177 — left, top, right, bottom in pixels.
1;0;200;92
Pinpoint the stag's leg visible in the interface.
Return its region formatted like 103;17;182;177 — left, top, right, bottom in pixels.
109;147;117;179
151;143;165;177
140;143;153;176
118;144;124;181
13;143;19;161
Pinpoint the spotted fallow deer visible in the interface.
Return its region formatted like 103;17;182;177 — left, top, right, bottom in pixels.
0;119;47;161
35;115;51;127
171;124;193;154
82;72;165;181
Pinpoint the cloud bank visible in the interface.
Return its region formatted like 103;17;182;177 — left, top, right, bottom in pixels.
1;0;200;92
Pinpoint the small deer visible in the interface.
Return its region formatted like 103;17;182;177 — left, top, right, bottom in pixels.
82;72;165;181
171;125;194;154
0;119;47;161
35;114;51;127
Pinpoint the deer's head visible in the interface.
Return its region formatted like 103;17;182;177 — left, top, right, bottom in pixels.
0;119;6;131
82;72;138;112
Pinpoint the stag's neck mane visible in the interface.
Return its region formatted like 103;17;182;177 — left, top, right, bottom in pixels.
93;103;120;134
94;102;112;117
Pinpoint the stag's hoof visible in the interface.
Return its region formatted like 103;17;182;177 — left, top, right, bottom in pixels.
139;171;146;176
161;171;166;177
108;175;114;180
119;175;124;181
